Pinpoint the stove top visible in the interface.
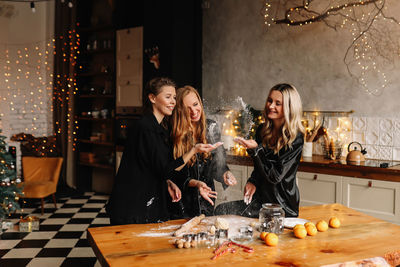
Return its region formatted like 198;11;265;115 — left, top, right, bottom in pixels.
334;159;400;168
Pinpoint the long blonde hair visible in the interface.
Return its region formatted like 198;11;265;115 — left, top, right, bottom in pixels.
171;86;210;166
260;83;304;153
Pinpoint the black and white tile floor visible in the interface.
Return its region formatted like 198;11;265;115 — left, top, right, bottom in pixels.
0;192;110;267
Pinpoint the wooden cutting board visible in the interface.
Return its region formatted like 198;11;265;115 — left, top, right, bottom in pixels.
88;204;400;266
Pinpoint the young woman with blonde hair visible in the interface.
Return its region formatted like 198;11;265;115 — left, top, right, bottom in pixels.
215;83;304;217
171;86;237;217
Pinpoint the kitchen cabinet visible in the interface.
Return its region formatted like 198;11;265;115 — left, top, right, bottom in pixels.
116;27;143;114
298;171;400;224
297;171;342;206
215;164;249;206
342;177;400;223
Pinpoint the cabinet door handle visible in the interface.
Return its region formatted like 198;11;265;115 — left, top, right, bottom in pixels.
126;80;130;85
126;54;130;60
313;174;318;180
368;181;372;187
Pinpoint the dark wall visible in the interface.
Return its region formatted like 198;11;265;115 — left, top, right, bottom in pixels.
114;0;203;95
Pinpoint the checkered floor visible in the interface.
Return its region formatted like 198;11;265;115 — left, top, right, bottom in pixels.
0;192;110;267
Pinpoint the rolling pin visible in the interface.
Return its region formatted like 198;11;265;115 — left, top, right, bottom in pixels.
173;214;205;236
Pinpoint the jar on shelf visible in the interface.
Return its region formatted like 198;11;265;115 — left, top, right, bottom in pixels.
259;203;285;234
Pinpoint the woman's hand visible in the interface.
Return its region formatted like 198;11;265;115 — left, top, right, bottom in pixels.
195;180;217;206
194;142;223;153
223;171;237;186
166;179;181;202
234;137;257;149
243;182;256;205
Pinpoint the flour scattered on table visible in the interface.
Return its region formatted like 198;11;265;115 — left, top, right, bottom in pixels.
136;224;180;237
137;231;173;237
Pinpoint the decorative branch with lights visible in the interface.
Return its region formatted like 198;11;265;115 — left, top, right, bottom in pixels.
263;0;400;95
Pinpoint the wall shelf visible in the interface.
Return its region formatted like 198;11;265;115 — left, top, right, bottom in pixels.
303;110;354;117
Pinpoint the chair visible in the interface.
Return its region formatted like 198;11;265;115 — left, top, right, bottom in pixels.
21;157;63;214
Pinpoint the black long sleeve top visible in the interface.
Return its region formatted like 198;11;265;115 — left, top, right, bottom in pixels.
176;119;229;217
106;113;184;224
247;124;304;217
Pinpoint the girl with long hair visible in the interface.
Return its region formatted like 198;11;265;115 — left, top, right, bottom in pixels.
171;86;237;217
215;83;304;217
107;78;219;225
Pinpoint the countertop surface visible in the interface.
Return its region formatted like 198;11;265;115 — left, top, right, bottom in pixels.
226;153;400;182
88;204;400;267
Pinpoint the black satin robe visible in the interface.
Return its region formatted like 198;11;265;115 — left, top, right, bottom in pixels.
106;113;184;225
176;119;229;217
247;124;304;217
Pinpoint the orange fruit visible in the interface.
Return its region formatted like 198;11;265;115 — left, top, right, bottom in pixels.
316;220;328;232
293;227;307;239
305;225;317;236
260;231;268;241
304;222;315;228
265;233;279;246
293;224;305;230
329;217;341;228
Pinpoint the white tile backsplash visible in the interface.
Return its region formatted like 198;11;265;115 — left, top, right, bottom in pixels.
378;146;392;160
352;117;367;131
366;131;379;145
352;131;365;144
314;116;400;161
367;118;380;133
380;118;394;133
379;132;393;146
393;147;400;161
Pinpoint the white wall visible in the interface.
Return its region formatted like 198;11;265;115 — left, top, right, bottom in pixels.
202;0;400;117
0;1;54;176
0;1;54;138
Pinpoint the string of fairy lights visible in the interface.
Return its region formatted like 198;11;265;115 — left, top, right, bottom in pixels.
53;29;80;151
0;29;80;151
262;0;399;95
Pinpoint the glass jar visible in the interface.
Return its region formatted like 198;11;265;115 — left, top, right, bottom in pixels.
259;203;285;234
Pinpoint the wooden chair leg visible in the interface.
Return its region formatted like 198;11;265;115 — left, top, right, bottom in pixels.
41;198;44;215
52;193;57;209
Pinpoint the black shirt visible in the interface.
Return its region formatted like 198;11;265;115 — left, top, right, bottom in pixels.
247;124;304;217
176;119;229;217
106;113;184;224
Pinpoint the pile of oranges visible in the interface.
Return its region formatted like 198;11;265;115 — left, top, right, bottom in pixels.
259;216;341;246
293;216;341;239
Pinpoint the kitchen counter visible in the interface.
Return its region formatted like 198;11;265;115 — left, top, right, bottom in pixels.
87;204;400;267
226;153;400;182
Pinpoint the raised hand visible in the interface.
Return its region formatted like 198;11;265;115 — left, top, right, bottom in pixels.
223;171;237;186
243;182;256;205
194;142;223;153
196;181;217;206
233;137;257;149
166;179;181;202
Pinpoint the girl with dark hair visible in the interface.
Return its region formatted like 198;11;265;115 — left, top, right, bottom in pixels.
106;78;219;225
215;83;304;218
171;86;237;217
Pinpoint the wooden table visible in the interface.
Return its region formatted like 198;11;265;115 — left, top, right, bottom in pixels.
88;204;400;266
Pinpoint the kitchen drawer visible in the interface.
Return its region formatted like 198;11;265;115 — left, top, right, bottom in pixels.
214;182;243;206
297;171;342;206
342;177;400;223
227;164;247;189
